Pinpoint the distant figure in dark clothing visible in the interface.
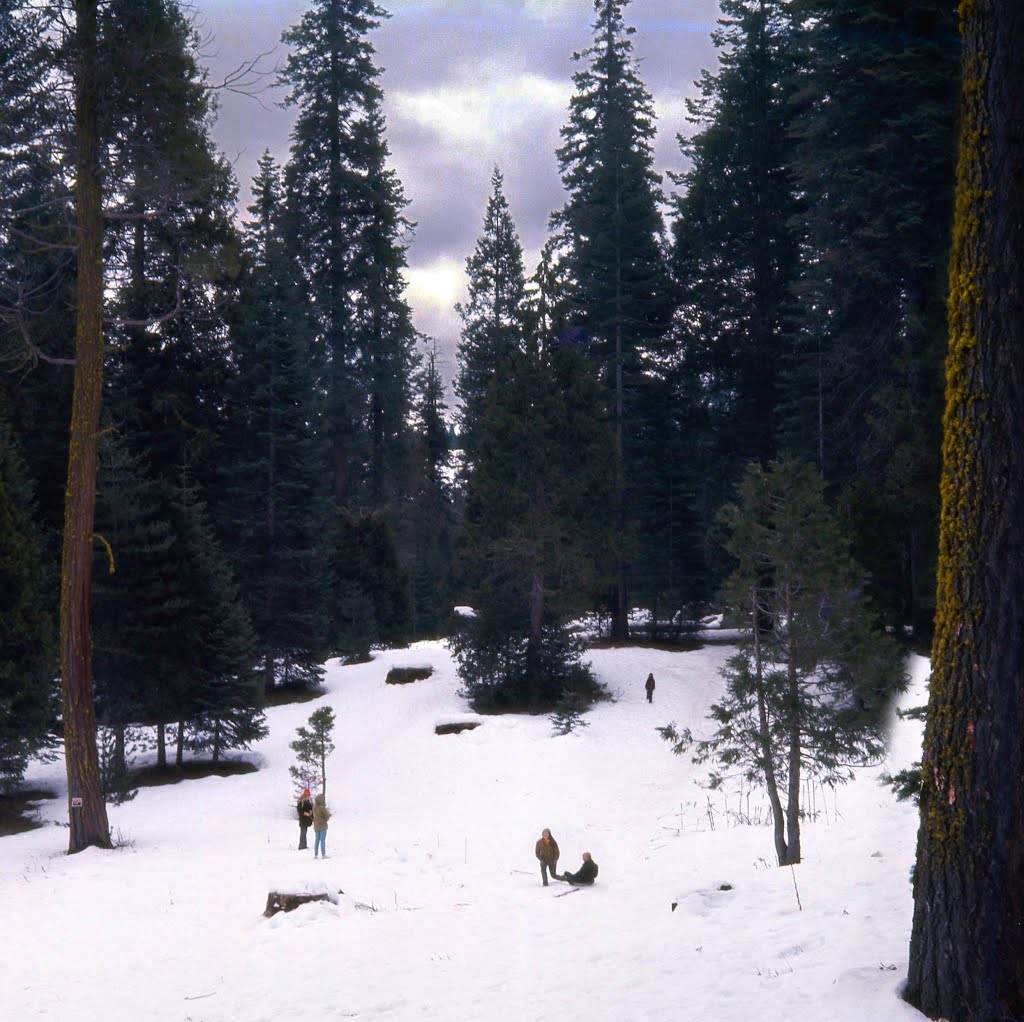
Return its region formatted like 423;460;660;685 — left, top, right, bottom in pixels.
535;828;560;886
297;788;313;850
645;673;656;703
562;851;598;885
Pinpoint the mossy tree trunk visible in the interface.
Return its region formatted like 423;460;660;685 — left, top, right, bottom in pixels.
60;0;111;854
904;2;1024;1017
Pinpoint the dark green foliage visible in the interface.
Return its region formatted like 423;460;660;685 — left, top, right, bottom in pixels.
550;690;592;735
98;725;138;806
0;425;56;790
553;0;675;636
782;0;958;635
279;0;417;511
0;2;75;582
217;152;328;693
693;457;907;863
455;167;528;465
289;706;336;797
401;343;455;636
324;508;411;658
451;341;614;708
670;0;803;597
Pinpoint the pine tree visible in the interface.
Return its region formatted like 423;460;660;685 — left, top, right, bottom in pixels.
455;167;528;465
670;0;803;556
218;152;327;695
904;2;1024;1015
783;0;958;635
402;342;455;636
0;423;56;790
0;0;75;575
668;457;906;865
289;706;336;798
279;0;416;512
554;0;675;638
451;341;615;708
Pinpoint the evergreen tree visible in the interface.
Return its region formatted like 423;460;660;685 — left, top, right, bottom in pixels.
0;423;56;790
783;0;958;634
451;341;615;708
219;152;327;694
401;342;455;636
664;458;906;865
670;0;803;601
289;706;336;798
279;0;416;512
0;0;75;579
554;0;675;638
455;167;528;465
904;2;1024;1015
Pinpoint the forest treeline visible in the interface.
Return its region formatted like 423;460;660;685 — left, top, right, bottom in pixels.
0;0;958;789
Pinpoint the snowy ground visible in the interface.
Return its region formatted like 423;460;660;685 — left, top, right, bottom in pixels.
1;640;930;1022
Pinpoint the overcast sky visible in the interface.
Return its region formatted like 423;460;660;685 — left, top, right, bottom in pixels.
193;0;722;385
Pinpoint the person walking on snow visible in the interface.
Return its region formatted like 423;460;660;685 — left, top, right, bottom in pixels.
645;673;656;703
562;851;599;885
535;828;560;886
297;788;313;850
312;793;330;858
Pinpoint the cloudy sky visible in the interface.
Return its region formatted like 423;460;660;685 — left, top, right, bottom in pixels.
193;0;722;384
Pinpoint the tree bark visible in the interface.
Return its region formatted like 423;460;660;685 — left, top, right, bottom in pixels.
904;3;1024;1017
753;586;787;865
60;0;111;854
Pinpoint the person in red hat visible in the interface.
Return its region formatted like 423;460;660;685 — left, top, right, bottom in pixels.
297;788;314;850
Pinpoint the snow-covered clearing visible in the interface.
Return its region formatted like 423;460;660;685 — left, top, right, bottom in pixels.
1;640;930;1021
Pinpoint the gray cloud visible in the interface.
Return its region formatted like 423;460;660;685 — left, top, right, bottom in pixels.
196;0;721;383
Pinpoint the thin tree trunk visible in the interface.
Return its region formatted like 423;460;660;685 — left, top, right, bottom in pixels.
156;722;166;769
752;585;787;865
175;721;184;768
905;3;1024;1017
784;580;801;865
60;0;111;853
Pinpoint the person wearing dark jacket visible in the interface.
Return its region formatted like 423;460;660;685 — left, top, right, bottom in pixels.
535;828;560;886
297;788;313;850
562;851;598;885
645;673;656;703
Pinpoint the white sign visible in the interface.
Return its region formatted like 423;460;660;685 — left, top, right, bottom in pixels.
71;797;83;808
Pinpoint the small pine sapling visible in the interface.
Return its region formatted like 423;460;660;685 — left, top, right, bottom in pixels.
289;706;336;797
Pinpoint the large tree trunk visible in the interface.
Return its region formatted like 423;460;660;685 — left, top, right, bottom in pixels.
60;0;111;854
904;3;1024;1018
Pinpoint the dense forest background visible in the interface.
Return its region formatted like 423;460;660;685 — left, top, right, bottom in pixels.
0;0;958;788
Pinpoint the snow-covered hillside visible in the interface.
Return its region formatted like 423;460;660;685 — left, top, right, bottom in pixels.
1;641;930;1022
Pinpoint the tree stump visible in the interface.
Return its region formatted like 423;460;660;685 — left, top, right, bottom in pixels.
265;891;331;917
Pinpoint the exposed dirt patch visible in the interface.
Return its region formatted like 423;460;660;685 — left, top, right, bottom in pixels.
131;760;258;789
386;666;434;685
434;722;481;736
0;788;58;837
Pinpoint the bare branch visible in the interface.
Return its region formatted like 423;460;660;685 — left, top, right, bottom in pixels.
103;274;182;328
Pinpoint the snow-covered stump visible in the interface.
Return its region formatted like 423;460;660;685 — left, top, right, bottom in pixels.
264;891;331;917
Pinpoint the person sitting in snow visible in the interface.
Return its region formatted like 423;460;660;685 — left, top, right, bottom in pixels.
561;851;598;886
535;827;560;886
297;788;314;850
312;793;331;859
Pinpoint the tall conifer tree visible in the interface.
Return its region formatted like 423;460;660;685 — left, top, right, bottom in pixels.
905;1;1024;1015
455;167;528;467
554;0;674;638
784;0;958;633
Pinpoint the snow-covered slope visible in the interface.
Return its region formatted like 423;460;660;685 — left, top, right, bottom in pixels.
0;641;929;1021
